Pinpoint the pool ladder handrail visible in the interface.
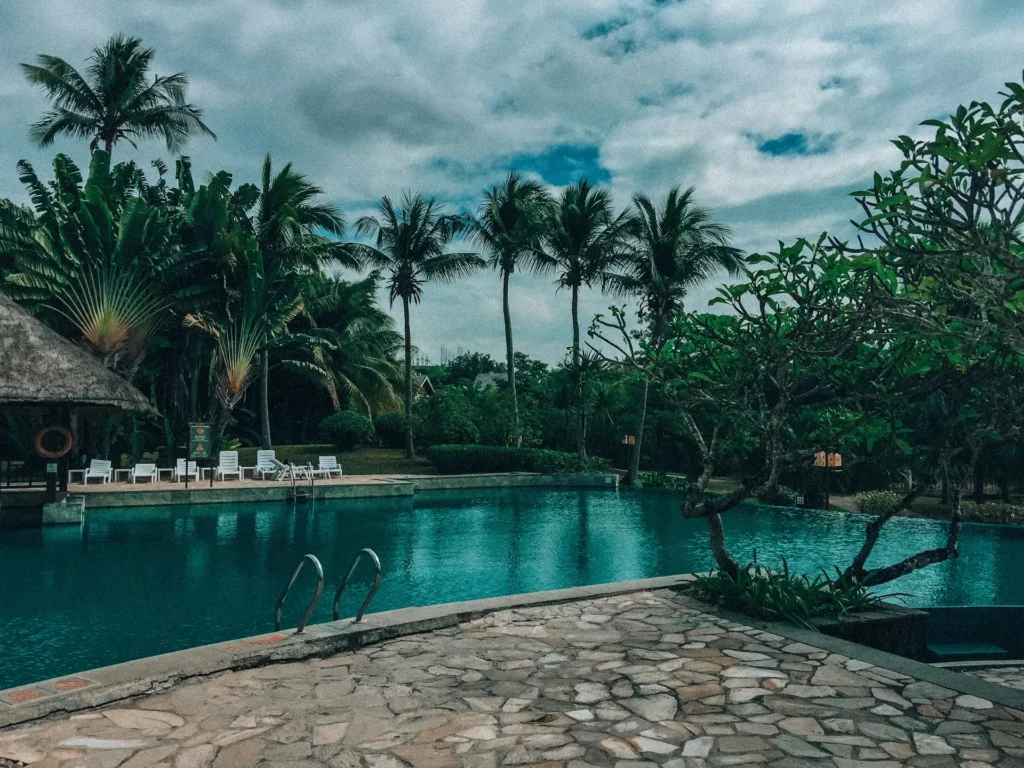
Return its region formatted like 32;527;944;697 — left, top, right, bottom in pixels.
274;553;324;634
333;548;381;622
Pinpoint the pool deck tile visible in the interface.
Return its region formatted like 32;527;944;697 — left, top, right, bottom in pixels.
4;589;1024;767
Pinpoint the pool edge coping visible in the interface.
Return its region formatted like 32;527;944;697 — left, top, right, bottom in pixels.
2;574;1022;729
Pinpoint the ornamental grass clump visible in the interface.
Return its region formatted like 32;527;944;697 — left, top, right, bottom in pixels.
687;555;904;629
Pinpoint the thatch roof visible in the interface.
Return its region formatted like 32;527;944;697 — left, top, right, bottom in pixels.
0;291;156;413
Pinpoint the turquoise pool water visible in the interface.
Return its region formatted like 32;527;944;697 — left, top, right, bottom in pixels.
2;487;1022;689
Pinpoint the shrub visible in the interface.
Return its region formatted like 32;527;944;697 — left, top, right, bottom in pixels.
414;387;480;446
374;412;407;448
854;490;901;516
317;411;375;451
425;444;609;474
687;556;901;628
637;471;689;491
965;502;1024;524
756;485;798;507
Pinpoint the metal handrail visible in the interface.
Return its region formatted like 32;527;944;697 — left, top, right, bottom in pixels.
275;554;324;634
333;548;381;622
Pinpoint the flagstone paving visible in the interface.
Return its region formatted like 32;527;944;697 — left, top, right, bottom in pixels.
2;589;1023;767
966;668;1024;695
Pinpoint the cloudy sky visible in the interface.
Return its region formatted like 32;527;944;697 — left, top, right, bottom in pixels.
2;1;1022;363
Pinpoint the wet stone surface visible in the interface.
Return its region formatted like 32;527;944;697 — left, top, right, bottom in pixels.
2;589;1024;767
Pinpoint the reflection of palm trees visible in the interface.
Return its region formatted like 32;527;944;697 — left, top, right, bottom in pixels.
577;491;590;580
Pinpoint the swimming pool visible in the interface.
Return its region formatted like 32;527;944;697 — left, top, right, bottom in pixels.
2;487;1022;689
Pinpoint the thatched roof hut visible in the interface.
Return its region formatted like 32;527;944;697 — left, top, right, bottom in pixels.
0;291;155;414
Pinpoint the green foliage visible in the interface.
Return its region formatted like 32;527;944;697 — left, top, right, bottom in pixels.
426;444;609;475
854;491;901;516
415;387;480;445
374;412;407;449
688;557;899;628
637;471;689;491
317;411;375;451
756;485;799;507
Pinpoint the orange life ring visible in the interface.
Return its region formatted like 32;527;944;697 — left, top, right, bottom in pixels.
34;426;73;459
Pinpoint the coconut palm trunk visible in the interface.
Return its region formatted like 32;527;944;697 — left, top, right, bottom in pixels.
571;283;586;458
259;348;272;449
502;271;521;446
403;294;415;459
627;378;649;483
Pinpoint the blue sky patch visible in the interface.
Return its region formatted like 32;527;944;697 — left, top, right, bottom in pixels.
508;144;611;186
582;17;629;40
754;132;836;156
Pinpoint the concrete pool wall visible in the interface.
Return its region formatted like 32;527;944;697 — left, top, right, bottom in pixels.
0;471;619;524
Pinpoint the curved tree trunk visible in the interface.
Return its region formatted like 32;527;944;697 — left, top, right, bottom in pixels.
627;378;649;484
259;348;272;450
104;138;113;156
403;295;415;459
706;512;739;578
572;284;585;458
503;271;521;447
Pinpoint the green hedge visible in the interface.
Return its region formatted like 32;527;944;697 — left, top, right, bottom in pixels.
425;444;610;474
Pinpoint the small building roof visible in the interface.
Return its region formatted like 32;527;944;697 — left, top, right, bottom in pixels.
0;291;156;413
473;372;504;390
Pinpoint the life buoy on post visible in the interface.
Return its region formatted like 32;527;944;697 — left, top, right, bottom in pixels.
34;426;73;459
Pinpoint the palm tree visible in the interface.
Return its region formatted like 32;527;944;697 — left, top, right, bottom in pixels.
609;186;741;483
251;154;351;449
541;179;630;457
21;34;215;155
281;271;403;416
351;193;484;457
464;172;552;445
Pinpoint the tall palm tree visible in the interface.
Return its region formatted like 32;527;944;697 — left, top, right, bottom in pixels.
609;186;741;483
21;34;215;156
251;154;351;449
464;172;552;445
351;192;484;457
541;179;630;457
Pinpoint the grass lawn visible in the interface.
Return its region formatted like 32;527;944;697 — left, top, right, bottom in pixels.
236;445;437;475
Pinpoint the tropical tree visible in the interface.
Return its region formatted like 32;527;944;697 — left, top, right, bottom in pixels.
351;193;484;457
250;154;350;449
21;34;215;156
0;151;173;380
464;172;552;445
607;186;741;483
540;179;630;457
280;271;403;416
185;255;302;442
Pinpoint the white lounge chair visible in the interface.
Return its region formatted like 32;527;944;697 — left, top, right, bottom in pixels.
254;450;277;480
173;459;199;483
83;459;112;484
130;463;157;483
272;459;312;481
315;456;342;479
215;450;242;481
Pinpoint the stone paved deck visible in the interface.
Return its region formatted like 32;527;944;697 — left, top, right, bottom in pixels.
966;669;1024;695
2;589;1023;768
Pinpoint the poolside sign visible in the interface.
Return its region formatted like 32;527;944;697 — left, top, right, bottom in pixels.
189;424;211;459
